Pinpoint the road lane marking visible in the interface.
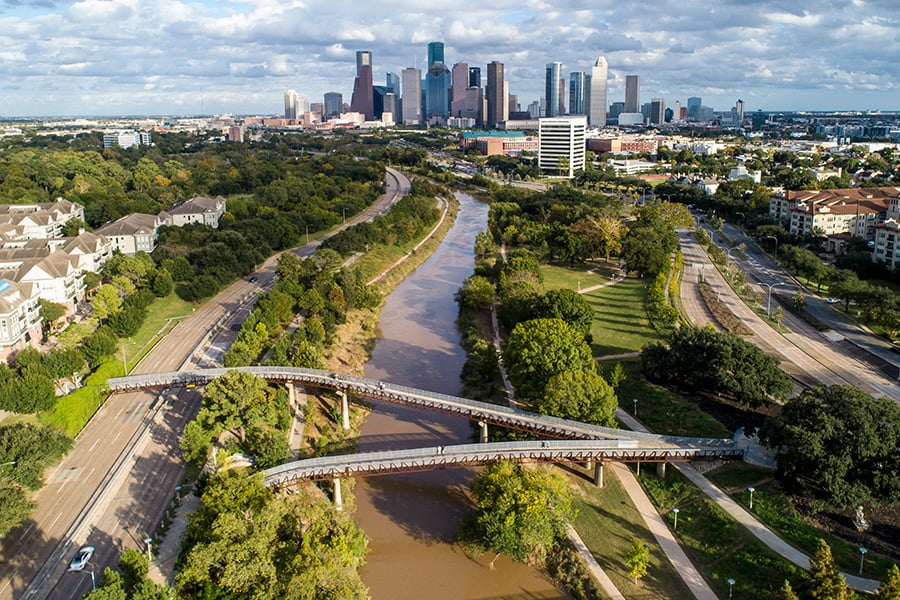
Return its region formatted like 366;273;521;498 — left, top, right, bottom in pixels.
0;569;19;595
48;512;62;531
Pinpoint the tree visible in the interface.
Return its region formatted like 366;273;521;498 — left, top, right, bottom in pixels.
0;477;35;536
572;215;624;261
532;288;595;341
92;283;123;322
623;226;674;277
623;538;650;582
769;580;800;600
197;371;276;446
459;461;575;566
39;299;67;335
539;370;617;426
876;564;900;600
807;539;853;600
762;385;900;508
503;318;596;399
456;275;495;310
0;423;72;490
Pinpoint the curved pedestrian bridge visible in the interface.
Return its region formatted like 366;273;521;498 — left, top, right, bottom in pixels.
262;438;741;490
107;366;737;449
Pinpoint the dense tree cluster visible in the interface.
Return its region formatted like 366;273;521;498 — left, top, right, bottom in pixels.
642;326;792;408
177;472;369;599
458;461;575;565
762;385;900;509
84;548;173;600
180;371;291;469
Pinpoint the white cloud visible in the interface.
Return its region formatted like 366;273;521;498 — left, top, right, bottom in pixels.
0;0;897;115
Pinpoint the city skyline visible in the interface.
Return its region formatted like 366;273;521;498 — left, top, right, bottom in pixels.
0;0;898;117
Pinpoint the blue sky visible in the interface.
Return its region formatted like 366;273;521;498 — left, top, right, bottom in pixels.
0;0;898;117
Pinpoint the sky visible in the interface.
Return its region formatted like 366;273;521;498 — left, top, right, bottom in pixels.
0;0;898;118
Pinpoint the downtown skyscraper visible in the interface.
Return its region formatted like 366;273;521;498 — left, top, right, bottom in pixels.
589;56;608;126
545;61;563;117
624;75;640;114
350;50;375;120
486;61;505;128
401;67;422;125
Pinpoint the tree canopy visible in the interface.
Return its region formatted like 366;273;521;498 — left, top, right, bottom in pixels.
762;385;900;508
458;461;575;565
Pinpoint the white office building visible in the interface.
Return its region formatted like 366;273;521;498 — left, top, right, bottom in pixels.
538;116;587;178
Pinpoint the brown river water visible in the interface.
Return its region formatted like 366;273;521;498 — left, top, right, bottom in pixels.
359;192;567;600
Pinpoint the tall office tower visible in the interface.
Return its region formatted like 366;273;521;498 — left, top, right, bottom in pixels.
386;72;400;94
425;61;451;120
383;92;398;120
735;99;745;124
486;61;504;128
284;89;300;120
323;92;342;119
569;72;585;115
672;100;681;122
650;98;665;125
583;74;592;120
463;86;483;124
624;75;640;113
609;101;625;119
538;116;587;178
545;62;562;117
687;96;702;120
508;94;519;115
427;41;444;68
468;66;481;88
503;81;510;122
528;100;541;118
451;62;469;117
401;67;422;125
589;56;608;126
350;50;374;120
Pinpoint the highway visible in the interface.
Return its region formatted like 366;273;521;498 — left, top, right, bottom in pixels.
0;167;410;600
680;226;899;401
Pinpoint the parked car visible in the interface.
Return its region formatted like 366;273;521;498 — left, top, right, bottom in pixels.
67;546;94;572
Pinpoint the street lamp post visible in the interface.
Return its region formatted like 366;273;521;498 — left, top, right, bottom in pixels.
764;235;779;260
0;460;15;468
305;224;309;245
145;537;153;563
763;282;782;317
747;487;755;510
86;569;96;591
727;578;735;600
632;398;638;417
859;547;867;574
672;507;680;531
735;211;746;228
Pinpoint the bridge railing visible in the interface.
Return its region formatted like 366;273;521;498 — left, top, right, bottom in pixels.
107;367;737;450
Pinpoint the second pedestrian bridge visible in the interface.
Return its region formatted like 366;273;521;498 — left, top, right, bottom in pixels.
107;366;744;488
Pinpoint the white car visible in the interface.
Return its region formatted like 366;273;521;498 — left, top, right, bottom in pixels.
67;546;94;572
826;297;841;304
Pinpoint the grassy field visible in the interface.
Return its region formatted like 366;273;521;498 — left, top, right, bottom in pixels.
639;467;807;599
585;278;659;356
122;293;197;368
612;359;729;438
568;467;694;599
540;260;616;291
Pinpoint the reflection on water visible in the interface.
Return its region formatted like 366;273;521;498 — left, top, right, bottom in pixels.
359;193;566;599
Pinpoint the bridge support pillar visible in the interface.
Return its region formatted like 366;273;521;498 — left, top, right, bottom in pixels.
333;477;343;511
338;391;350;430
593;462;604;488
478;421;488;443
636;462;641;476
286;382;296;406
585;458;594;470
656;461;667;480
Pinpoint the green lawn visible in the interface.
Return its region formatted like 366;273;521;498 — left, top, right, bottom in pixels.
639;468;807;599
540;260;615;292
610;359;729;439
122;293;197;367
569;468;694;599
585;277;660;356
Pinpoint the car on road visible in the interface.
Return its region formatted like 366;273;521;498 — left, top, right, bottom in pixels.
67;546;94;572
826;297;841;304
248;276;258;283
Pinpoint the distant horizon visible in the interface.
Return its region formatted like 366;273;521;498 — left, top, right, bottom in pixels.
1;1;897;117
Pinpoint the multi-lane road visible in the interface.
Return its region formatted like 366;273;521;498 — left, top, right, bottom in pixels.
0;167;410;600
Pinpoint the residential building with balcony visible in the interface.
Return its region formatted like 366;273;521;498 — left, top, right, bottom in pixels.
0;279;42;362
160;196;227;228
873;196;900;270
94;213;160;255
769;187;897;239
0;199;84;240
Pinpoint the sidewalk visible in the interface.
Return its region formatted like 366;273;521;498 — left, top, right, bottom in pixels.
616;408;881;594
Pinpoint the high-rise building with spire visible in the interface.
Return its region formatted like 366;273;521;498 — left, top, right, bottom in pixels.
424;41;450;121
350;50;374;120
624;75;640;114
545;61;562;117
589;56;608;126
486;61;504;128
427;42;444;68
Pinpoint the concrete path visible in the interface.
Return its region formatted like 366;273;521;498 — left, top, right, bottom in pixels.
610;462;718;600
148;491;200;586
616;409;881;594
566;525;625;600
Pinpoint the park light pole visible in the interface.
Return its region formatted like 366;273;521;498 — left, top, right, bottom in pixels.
0;460;15;468
747;487;755;510
632;398;638;417
672;507;680;531
305;224;310;245
85;569;96;591
763;282;782;317
145;537;153;563
735;211;746;228
859;547;867;574
727;578;735;600
764;235;779;260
